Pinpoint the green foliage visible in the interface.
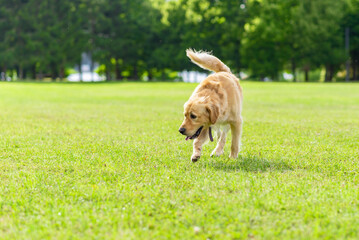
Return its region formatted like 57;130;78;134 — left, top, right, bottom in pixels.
0;82;358;238
0;0;358;81
0;0;88;79
343;0;359;80
242;0;348;81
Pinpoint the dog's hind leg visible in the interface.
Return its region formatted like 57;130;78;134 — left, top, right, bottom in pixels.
229;118;243;158
211;125;230;157
191;128;209;162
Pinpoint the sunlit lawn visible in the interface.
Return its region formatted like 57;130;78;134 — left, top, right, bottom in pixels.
0;81;358;239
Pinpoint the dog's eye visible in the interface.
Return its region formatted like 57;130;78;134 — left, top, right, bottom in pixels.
190;114;197;119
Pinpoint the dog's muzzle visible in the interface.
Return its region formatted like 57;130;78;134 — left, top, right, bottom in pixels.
185;126;203;141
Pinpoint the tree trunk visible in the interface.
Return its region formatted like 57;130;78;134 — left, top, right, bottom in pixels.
330;66;334;81
79;59;83;82
51;63;57;81
105;64;111;81
148;69;153;81
19;65;24;80
89;52;94;82
39;69;43;80
161;70;166;80
353;61;357;80
59;65;65;80
325;65;334;82
32;64;36;80
291;59;296;82
133;64;138;80
304;69;309;82
115;58;122;80
15;66;19;80
325;66;329;82
325;65;330;82
235;39;241;73
2;66;7;81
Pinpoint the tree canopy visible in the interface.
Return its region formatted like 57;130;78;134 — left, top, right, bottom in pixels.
0;0;358;81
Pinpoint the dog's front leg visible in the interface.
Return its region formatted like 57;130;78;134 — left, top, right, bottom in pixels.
211;125;230;157
191;128;209;162
229;118;243;158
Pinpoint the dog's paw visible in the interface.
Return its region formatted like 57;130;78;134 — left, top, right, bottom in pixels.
229;153;239;159
210;149;223;157
191;155;201;162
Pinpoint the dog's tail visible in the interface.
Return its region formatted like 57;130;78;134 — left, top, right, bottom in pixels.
186;49;231;73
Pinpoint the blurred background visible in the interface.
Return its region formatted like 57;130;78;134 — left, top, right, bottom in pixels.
0;0;358;82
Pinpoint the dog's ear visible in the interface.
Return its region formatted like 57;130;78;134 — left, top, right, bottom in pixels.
206;104;219;124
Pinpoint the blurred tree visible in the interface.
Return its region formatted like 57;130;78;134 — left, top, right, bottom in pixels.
242;0;289;80
161;0;191;72
35;0;88;80
0;1;13;79
217;0;248;73
297;0;346;82
163;0;229;73
1;0;35;79
93;0;163;80
343;0;359;80
242;0;347;81
0;0;356;82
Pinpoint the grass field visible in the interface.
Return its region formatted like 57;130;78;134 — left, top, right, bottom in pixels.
0;82;358;239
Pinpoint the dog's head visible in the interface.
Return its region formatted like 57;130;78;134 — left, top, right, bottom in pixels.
179;98;219;140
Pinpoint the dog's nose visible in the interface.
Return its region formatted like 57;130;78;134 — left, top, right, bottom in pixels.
179;128;186;135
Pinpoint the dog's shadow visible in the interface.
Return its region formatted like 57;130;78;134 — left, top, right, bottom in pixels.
200;154;293;173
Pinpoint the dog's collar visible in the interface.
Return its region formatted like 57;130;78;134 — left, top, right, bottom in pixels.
209;127;213;142
185;126;213;141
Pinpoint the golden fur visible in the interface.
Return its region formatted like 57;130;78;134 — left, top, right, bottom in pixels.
179;49;243;162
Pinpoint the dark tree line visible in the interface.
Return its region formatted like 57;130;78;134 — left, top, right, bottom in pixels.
0;0;358;81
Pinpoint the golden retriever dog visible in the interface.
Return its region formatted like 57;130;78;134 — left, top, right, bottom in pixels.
179;49;243;162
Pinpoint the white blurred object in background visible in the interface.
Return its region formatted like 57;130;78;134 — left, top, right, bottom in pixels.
67;72;105;82
178;71;208;83
67;52;105;82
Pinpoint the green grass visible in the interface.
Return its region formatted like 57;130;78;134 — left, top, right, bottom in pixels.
0;82;358;239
